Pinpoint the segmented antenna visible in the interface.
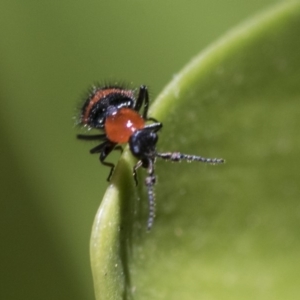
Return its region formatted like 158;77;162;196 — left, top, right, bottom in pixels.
145;175;156;231
143;152;224;230
156;152;224;164
145;159;156;231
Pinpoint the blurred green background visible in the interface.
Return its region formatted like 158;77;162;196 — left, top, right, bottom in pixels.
0;1;285;299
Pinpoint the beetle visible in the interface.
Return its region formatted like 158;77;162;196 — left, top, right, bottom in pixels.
77;84;224;230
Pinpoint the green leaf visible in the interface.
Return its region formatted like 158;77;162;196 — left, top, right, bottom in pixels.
91;2;300;299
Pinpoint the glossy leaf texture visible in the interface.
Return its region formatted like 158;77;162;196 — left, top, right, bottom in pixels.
91;2;300;300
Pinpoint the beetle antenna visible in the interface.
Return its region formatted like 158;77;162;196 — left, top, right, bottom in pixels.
156;152;225;164
145;160;156;231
